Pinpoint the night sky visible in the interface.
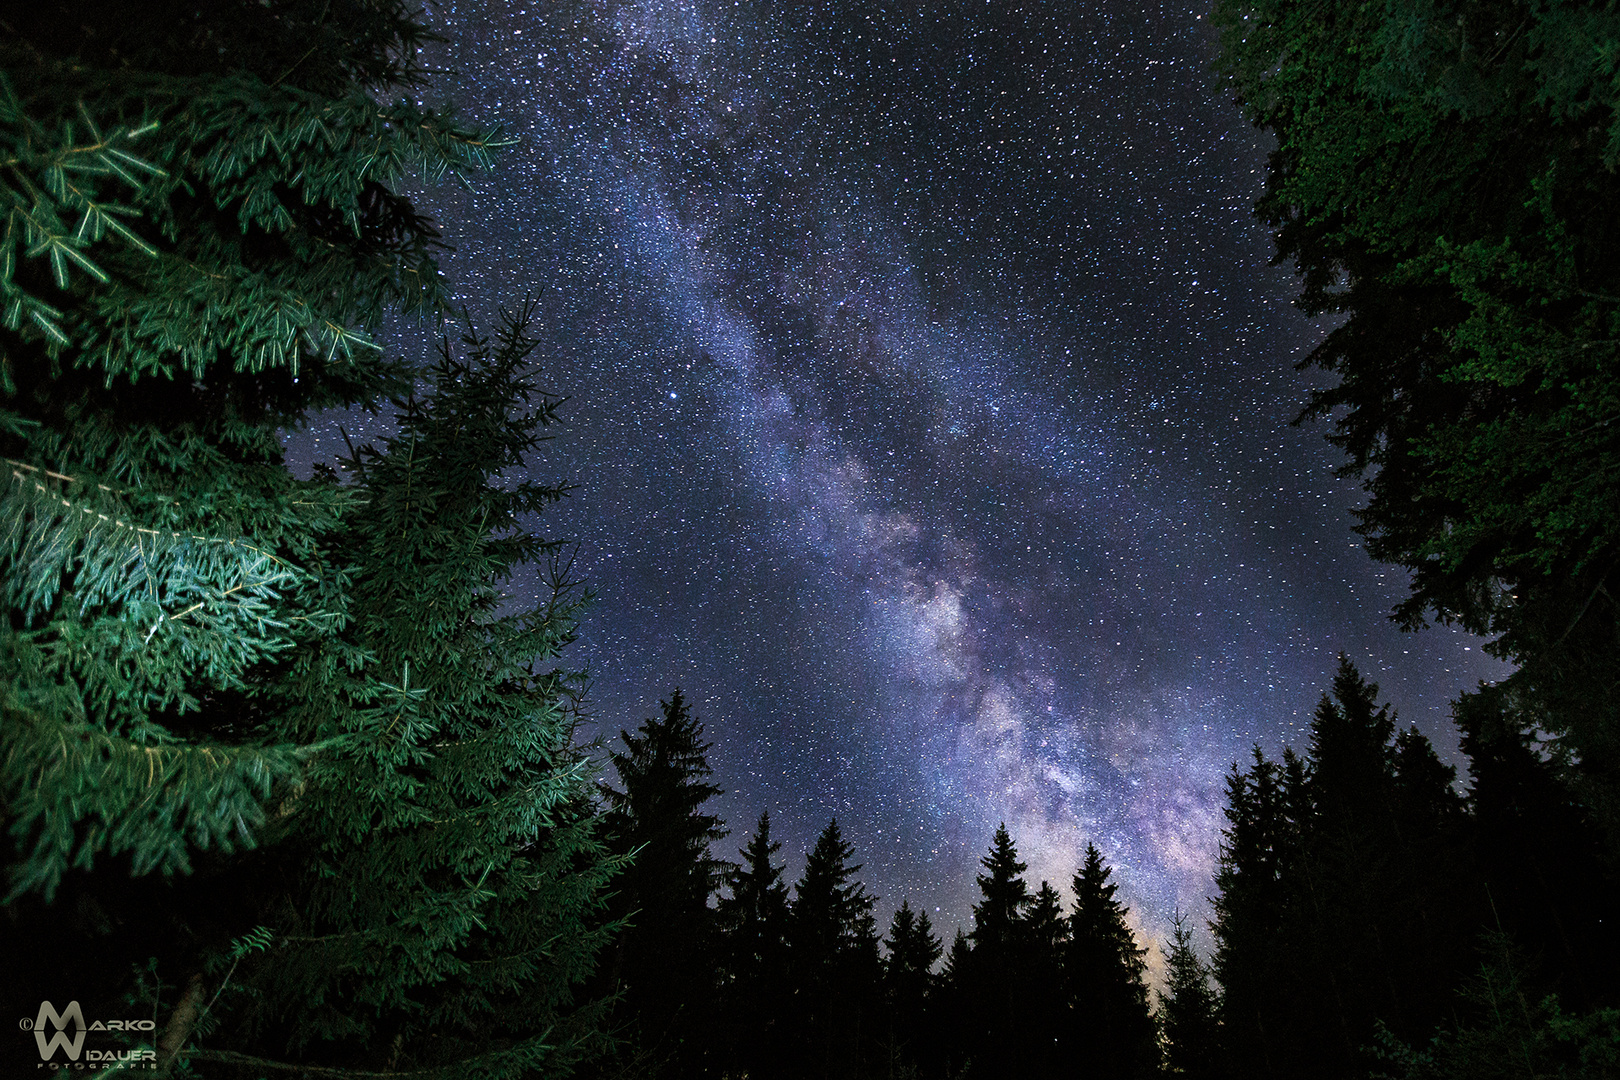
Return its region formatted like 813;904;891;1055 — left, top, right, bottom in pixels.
292;0;1510;966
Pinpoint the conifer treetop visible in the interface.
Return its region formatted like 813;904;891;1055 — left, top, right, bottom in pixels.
970;821;1030;949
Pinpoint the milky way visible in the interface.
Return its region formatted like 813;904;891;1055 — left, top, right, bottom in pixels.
290;0;1510;964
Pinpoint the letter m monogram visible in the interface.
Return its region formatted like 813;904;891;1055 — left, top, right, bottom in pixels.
34;1001;85;1061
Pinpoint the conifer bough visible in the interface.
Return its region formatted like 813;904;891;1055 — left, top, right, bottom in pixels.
0;0;499;900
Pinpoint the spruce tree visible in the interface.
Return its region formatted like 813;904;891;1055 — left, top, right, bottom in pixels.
1067;844;1157;1079
943;927;972;982
1307;657;1398;829
957;823;1032;1076
882;900;942;1075
2;0;493;898
788;818;883;1080
180;311;619;1078
1159;908;1219;1080
600;688;729;1075
716;811;792;1079
1024;879;1069;954
1021;880;1071;1072
50;311;619;1077
971;823;1031;953
938;927;976;1078
1211;747;1296;1073
1291;659;1471;1072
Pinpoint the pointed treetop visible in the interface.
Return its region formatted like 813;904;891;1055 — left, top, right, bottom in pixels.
721;810;790;935
1070;844;1146;977
792;818;875;946
971;822;1031;949
605;687;725;843
1311;656;1397;770
1308;655;1404;826
737;810;785;884
601;686;729;913
943;927;973;981
1071;844;1119;915
1159;906;1219;1076
717;810;791;987
1025;880;1069;953
885;900;943;979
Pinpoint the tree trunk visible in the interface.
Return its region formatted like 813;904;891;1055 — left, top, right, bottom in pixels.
156;972;206;1076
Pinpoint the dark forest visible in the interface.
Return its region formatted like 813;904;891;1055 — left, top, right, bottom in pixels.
2;0;1618;1077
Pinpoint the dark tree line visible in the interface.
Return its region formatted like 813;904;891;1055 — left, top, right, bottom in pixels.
594;694;1162;1080
596;662;1619;1080
1209;657;1620;1079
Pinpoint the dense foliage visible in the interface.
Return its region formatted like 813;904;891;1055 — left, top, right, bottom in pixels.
1210;0;1620;833
188;315;621;1078
1;3;618;1076
1;0;494;902
1211;657;1617;1078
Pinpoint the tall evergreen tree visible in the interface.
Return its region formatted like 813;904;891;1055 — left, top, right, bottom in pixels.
970;824;1031;954
938;926;976;1079
173;312;620;1078
1211;746;1300;1075
1067;844;1157;1079
1307;657;1398;829
788;818;883;1080
716;811;792;1079
952;823;1033;1078
882;900;943;1076
1159;908;1219;1080
600;687;728;1075
1020;879;1072;1074
1291;660;1470;1073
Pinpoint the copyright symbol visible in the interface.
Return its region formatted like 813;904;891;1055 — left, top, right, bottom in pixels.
19;1017;32;1030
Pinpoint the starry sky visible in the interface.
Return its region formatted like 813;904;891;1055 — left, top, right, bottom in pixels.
294;0;1510;964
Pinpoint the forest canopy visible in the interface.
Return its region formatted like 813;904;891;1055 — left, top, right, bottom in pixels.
2;0;1619;1077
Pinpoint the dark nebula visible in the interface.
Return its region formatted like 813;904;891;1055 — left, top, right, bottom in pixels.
289;0;1509;964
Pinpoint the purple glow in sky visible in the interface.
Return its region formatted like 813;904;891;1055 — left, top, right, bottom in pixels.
290;0;1511;969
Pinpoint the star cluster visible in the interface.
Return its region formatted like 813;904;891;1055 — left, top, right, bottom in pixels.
295;0;1510;958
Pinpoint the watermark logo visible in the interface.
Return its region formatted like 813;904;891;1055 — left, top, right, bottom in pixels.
30;1002;84;1062
19;1002;157;1069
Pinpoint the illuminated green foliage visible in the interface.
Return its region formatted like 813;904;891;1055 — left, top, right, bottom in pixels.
0;0;496;899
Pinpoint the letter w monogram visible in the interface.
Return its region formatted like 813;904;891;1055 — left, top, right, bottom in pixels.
35;1001;86;1061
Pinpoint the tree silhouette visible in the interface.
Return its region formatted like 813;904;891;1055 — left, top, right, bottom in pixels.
882;900;943;1075
601;688;728;1074
716;811;792;1078
789;819;883;1079
1068;844;1157;1078
1159;908;1219;1079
